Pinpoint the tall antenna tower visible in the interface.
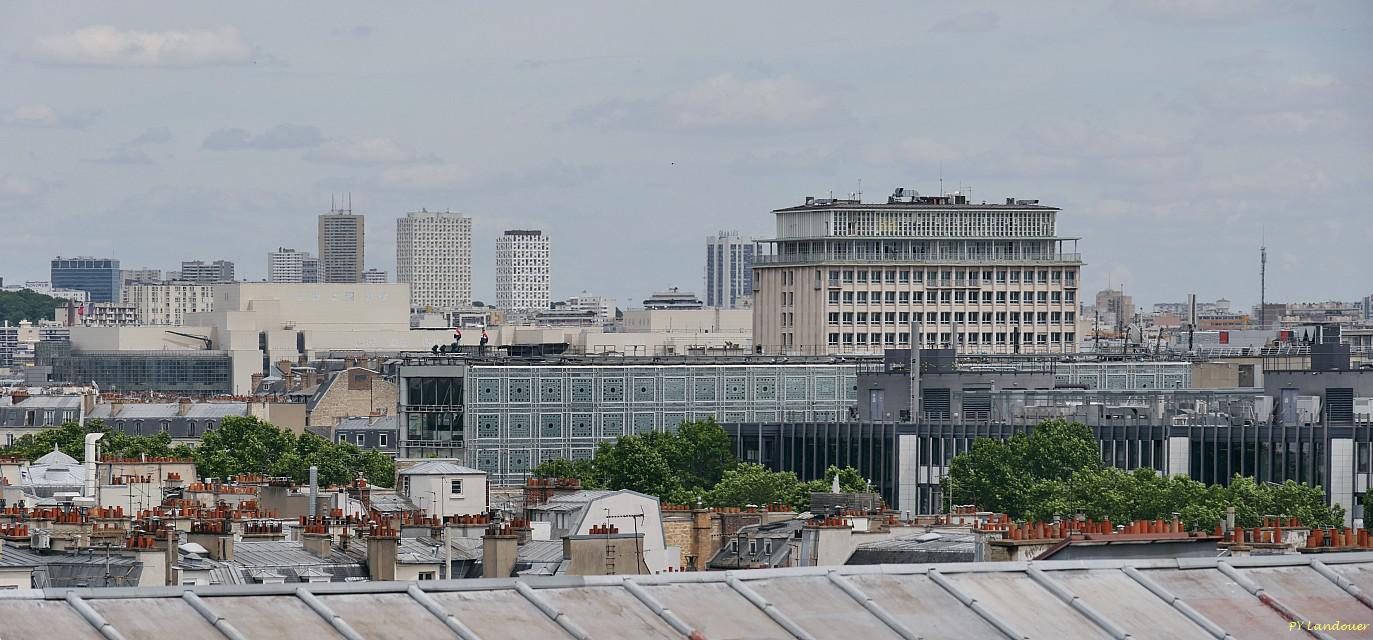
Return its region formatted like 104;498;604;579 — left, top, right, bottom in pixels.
1260;243;1268;329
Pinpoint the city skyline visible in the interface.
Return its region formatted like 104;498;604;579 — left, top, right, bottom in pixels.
1;3;1369;308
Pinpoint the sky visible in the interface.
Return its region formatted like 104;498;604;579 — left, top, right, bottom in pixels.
1;1;1369;311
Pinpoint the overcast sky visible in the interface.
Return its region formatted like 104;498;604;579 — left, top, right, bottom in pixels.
2;1;1369;310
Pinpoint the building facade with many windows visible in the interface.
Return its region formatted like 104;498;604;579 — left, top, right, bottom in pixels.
753;190;1082;355
51;256;120;303
267;248;320;283
122;283;216;326
318;209;365;283
705;231;755;309
495;230;550;312
396;210;472;310
398;354;862;484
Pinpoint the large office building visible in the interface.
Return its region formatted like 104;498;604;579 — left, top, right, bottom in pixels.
318;208;365;283
51;350;232;395
495;230;550;312
267;248;320;283
396;210;472;310
51;256;120;303
120;268;162;287
753;189;1082;355
705;231;756;308
121;282;216;326
398;353;862;483
175;260;236;283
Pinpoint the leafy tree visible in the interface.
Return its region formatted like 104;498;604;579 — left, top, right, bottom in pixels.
705;463;801;508
531;458;602;487
660;418;736;490
0;289;65;326
0;420;193;461
947;418;1342;530
592;435;679;498
193;416;394;487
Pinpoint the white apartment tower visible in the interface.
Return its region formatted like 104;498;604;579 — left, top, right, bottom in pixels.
495;230;551;311
318;208;365;283
267;248;320;283
753;188;1082;355
705;231;756;308
396;210;472;310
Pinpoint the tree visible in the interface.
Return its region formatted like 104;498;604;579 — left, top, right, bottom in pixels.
193;416;394;488
705;463;800;508
531;458;601;487
592;435;679;498
947;418;1341;530
0;420;193;462
0;289;65;326
660;418;736;491
794;466;873;512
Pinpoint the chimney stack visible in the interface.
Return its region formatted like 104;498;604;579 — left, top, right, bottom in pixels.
302;526;332;558
366;525;399;581
482;525;518;578
177;397;192;417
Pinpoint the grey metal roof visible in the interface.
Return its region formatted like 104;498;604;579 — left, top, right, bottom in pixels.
0;395;82;409
848;530;978;565
397;460;485;476
335;415;398;431
89;402;247;419
6;553;1373;639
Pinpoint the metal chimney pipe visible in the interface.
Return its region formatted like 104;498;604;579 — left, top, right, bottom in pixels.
83;433;105;498
309;465;319;518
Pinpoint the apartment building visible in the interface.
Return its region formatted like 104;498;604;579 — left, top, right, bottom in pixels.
705;231;755;308
495;230;550;312
396;210;472;310
267;248;320;284
753;189;1082;355
122;283;216;326
318;209;364;283
175;260;236;283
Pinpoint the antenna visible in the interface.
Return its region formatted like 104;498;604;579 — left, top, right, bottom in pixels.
1260;238;1268;330
331;194;335;212
939;161;944;196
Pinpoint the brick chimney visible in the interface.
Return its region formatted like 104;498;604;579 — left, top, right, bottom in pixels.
9;389;28;403
483;525;518;578
302;529;332;558
177;397;192;417
366;526;399;581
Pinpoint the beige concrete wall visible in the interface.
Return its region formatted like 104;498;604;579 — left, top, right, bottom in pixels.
622;308;752;333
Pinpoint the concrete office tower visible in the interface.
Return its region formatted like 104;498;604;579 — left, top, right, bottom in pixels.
495;230;550;312
753;188;1083;355
319;207;365;283
122;282;215;325
268;248;320;283
51;256;120;303
362;269;388;283
705;231;756;308
177;260;235;283
396;210;472;310
120;268;162;287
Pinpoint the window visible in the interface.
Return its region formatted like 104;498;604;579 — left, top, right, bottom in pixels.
843;291;854;303
1010;292;1021;303
402;476;411;496
357;434;366;446
1066;291;1076;304
828;291;840;304
450;479;465;496
885;312;896;323
827;333;840;345
884;291;896;304
899;292;910;303
842;270;854;283
954;291;965;303
730;539;738;552
856;292;868;303
885;270;896;283
856;312;868;323
899;270;911;283
1009;271;1020;283
996;270;1007;283
1037;291;1049;303
996;291;1006;303
418;572;436;581
856;271;868;283
764;539;773;554
828;312;840;324
842;312;854;323
379;433;389;447
749;539;757;554
339;434;347;443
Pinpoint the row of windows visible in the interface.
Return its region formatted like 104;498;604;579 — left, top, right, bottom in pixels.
466;374;855;404
826;268;1076;285
826;331;1076;345
827;311;1076;324
827;290;1076;304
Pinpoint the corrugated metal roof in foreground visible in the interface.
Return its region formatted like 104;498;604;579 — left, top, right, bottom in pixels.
3;553;1373;639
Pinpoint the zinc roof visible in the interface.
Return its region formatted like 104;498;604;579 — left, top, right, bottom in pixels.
6;553;1373;638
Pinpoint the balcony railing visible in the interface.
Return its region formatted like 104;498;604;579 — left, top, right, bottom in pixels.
756;252;1082;266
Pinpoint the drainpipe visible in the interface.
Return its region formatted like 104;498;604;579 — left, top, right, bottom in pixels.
83;433;104;498
309;465;319;518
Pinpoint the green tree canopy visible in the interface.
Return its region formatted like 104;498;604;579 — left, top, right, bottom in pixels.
0;288;65;326
0;419;194;461
947;419;1343;529
195;416;394;487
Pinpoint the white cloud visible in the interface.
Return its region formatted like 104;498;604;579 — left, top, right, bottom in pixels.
379;164;471;190
85;147;155;165
128;127;174;146
202;124;323;150
858;137;961;167
1;103;94;128
305;138;420;165
931;11;1000;33
0;174;56;202
572;74;846;131
1114;0;1292;23
32;25;254;67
